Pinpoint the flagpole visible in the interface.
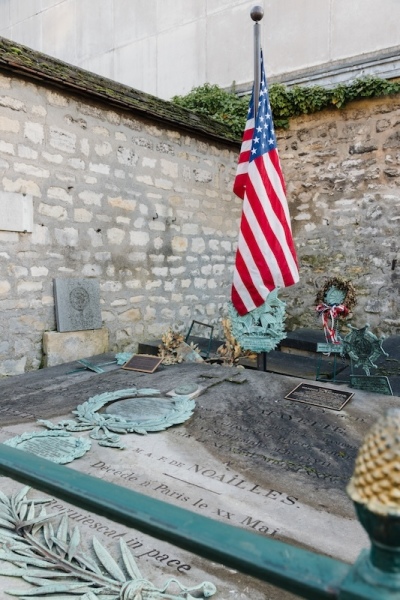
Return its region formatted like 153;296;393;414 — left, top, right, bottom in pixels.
250;6;268;373
250;5;264;120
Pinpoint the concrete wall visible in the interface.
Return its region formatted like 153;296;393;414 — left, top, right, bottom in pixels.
0;69;240;376
0;0;399;99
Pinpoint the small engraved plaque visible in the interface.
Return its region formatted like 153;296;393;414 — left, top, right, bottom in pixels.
350;375;393;396
4;431;91;464
285;382;353;411
317;343;343;354
122;354;162;373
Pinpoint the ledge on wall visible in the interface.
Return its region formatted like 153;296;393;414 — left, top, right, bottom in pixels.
234;45;400;95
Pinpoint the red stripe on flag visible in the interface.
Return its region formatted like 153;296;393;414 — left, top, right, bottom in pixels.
269;148;287;196
239;210;275;291
233;119;254;199
232;248;265;315
231;283;248;317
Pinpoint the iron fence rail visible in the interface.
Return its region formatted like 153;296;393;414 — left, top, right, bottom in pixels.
0;443;352;599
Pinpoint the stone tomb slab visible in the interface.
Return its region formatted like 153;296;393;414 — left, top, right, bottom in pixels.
0;363;399;598
53;277;102;332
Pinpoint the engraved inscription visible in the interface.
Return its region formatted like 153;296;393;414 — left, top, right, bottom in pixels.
47;499;192;574
183;397;361;488
4;431;90;464
19;436;77;460
89;456;283;538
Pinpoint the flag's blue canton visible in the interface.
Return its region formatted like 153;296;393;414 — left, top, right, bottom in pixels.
249;66;277;163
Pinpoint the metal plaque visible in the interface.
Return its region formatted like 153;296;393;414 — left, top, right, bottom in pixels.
122;354;163;373
285;382;354;411
38;387;196;448
317;343;343;354
4;430;91;464
350;375;393;396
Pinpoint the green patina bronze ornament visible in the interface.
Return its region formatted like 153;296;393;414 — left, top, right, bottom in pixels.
324;286;346;305
228;288;287;353
0;487;216;599
115;352;133;365
342;324;388;376
315;277;357;311
38;388;196;449
4;430;91;464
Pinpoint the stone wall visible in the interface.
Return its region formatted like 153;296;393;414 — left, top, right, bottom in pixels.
1;55;400;376
279;95;400;337
0;71;240;375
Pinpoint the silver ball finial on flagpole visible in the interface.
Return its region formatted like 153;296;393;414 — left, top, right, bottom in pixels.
250;6;264;22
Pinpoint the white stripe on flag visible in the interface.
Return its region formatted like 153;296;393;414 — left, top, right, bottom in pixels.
236;163;249;177
240;138;253;151
250;162;299;281
235;215;272;298
263;152;291;225
232;268;257;314
242;196;285;288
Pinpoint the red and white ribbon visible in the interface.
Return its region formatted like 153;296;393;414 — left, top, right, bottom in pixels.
315;303;349;344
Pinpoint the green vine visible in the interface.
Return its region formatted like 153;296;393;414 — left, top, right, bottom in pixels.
172;83;249;138
172;76;400;136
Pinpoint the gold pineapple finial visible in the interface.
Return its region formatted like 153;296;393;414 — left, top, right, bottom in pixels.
347;408;400;516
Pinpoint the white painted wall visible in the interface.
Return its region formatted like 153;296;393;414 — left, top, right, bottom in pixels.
0;0;399;98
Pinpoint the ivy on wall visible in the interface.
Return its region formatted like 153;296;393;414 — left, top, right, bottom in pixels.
173;83;249;139
172;77;400;137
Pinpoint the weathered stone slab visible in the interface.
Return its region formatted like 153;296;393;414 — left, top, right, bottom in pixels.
43;328;109;367
53;277;102;332
0;362;398;598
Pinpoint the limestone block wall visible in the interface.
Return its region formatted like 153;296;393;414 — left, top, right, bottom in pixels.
0;72;240;375
1;60;400;377
279;95;400;337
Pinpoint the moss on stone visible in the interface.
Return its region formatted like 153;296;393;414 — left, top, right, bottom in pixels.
0;36;240;147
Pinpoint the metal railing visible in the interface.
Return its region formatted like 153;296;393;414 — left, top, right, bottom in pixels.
0;443;398;599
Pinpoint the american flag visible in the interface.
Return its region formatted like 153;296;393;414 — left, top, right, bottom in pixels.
231;52;299;316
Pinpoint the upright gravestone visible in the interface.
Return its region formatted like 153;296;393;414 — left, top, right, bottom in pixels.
53;278;102;332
